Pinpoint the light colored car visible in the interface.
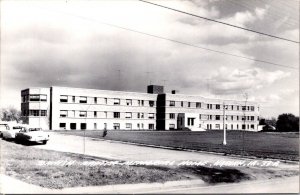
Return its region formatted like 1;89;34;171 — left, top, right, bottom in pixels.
0;124;10;137
15;128;50;144
2;126;25;140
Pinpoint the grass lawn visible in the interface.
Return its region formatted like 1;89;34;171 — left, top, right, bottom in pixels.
1;139;255;189
57;130;299;161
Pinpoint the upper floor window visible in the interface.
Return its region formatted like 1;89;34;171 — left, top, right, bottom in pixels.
114;112;120;118
126;99;132;106
94;97;97;104
79;96;87;103
40;95;47;101
196;102;201;108
169;113;175;119
60;95;68;103
104;98;108;104
72;96;75;103
141;113;144;118
149;100;155;107
188;102;191;107
40;110;47;116
60;110;67;118
216;115;220;120
114;98;120;105
79;111;87;117
149;113;155;119
141;100;144;106
216;104;220;109
30;95;40;102
169;101;175;107
94;111;97;118
242;106;246;111
181;101;184;107
125;112;132;119
251;106;255;111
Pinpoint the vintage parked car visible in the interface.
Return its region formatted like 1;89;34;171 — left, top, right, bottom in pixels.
2;126;26;140
15;128;50;144
0;124;10;137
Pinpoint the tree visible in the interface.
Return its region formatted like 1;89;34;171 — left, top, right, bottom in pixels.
276;113;299;132
0;107;22;123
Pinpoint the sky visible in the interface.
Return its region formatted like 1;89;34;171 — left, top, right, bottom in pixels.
0;0;299;118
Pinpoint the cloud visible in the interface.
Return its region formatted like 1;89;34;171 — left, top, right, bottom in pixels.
210;67;291;94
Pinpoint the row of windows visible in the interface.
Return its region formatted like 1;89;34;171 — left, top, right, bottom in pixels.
59;95;156;107
59;122;155;130
60;110;155;119
171;123;256;130
168;100;256;111
168;113;258;121
22;109;47;116
22;94;47;103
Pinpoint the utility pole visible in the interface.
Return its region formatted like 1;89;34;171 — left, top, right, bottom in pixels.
242;93;248;155
223;102;227;145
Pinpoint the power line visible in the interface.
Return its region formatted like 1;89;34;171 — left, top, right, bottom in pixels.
139;0;299;44
35;6;298;70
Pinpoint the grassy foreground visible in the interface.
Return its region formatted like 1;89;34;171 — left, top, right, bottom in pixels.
1;139;253;189
57;130;299;161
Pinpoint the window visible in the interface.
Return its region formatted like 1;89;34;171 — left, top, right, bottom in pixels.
187;118;195;126
251;106;255;111
251;116;254;121
141;113;144;118
79;111;87;117
207;104;210;109
94;123;97;129
79;96;87;103
94;97;97;104
169;113;175;119
149;124;154;130
196;102;201;108
237;106;239;110
209;115;212;120
216;115;220;120
215;124;220;129
181;101;184;107
231;105;234;110
104;98;108;104
242;106;246;111
60;95;68;102
30;95;40;101
141;100;144;106
169;101;175;107
40;110;47;116
72;96;75;103
114;112;120;118
242;124;246;130
94;111;97;118
113;123;120;130
199;114;201;119
216;104;220;109
251;124;255;129
59;123;66;129
126;99;132;106
149;101;154;107
169;124;175;130
114;98;120;105
126;123;132;129
29;110;38;116
138;100;141;106
137;113;140;118
104;123;107;130
104;111;107;118
40;95;47;101
60;110;67;118
237;116;239;120
125;112;132;118
80;123;86;130
188;102;191;107
70;123;76;130
149;113;155;119
231;116;234;120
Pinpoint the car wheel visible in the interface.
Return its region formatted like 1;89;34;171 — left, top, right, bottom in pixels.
42;140;47;145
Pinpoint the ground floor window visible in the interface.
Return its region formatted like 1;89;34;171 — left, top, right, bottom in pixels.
251;124;255;129
81;123;86;130
94;123;97;130
59;123;66;130
113;123;120;130
187;118;195;126
169;124;175;130
126;123;132;129
242;124;246;130
70;123;76;130
149;124;154;130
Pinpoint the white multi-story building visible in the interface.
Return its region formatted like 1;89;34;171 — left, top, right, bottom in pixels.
21;85;260;131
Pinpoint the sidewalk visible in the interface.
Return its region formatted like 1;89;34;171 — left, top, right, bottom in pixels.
1;174;298;194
